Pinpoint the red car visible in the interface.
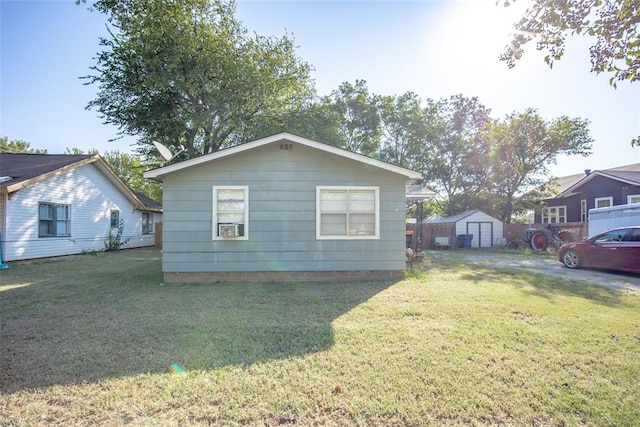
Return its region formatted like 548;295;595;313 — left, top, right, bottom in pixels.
559;226;640;274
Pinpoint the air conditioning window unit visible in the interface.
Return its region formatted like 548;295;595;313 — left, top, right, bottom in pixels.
218;224;239;237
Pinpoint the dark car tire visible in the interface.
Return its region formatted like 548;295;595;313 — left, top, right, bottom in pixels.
562;250;582;269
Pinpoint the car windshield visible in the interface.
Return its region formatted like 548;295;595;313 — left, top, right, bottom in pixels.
592;230;626;243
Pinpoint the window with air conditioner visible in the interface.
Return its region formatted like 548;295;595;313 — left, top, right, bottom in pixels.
213;186;248;240
316;186;379;239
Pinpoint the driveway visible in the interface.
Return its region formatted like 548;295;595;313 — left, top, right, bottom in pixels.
443;251;640;295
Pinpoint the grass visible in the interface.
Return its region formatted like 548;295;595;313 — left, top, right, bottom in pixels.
1;248;639;426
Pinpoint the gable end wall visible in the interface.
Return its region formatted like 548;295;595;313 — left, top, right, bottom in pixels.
161;144;408;279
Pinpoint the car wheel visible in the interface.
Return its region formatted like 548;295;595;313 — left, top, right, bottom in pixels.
562;250;582;269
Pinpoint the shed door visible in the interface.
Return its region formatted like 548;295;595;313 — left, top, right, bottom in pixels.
466;222;493;248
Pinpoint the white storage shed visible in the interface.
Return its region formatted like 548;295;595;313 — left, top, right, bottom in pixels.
425;210;504;248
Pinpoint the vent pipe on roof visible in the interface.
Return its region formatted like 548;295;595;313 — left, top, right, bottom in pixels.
584;169;591;176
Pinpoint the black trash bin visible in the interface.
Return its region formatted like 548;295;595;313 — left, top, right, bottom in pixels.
458;234;473;248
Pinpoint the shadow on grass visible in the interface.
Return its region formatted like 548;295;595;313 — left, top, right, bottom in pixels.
0;249;396;393
448;264;624;307
420;249;636;307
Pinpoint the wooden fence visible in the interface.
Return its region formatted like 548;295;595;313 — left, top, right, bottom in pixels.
503;222;587;243
407;221;587;250
154;222;162;248
406;223;456;251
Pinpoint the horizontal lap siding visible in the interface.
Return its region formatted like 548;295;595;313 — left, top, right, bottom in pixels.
162;144;407;273
4;164;157;261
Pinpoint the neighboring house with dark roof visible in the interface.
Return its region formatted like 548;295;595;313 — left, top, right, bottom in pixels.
535;163;640;224
0;153;162;262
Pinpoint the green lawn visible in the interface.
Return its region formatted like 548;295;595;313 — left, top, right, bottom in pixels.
1;248;639;426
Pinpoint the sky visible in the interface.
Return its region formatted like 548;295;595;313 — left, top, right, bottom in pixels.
1;0;639;178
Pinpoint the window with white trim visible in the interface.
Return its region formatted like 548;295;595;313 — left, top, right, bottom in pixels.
541;206;566;224
580;199;587;222
627;194;640;204
110;209;120;228
142;212;154;234
213;186;248;240
595;196;612;209
316;186;379;239
39;203;71;237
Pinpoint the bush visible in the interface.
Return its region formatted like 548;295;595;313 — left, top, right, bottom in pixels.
104;219;130;251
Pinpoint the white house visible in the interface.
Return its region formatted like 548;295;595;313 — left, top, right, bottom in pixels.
0;153;162;262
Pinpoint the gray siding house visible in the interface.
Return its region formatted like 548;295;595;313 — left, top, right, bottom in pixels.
144;133;421;282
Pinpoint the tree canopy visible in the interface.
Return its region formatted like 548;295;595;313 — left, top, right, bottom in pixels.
501;0;639;87
484;109;593;222
84;0;314;160
418;95;493;216
310;86;593;222
75;0;602;219
0;137;47;154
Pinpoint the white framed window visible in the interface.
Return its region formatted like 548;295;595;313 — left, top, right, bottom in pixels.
627;194;640;204
595;196;613;209
541;206;566;224
316;186;379;239
212;186;248;240
142;212;154;234
110;209;120;228
39;203;71;237
580;199;587;222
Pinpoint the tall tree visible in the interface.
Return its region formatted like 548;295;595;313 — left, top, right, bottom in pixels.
234;99;344;148
485;109;593;222
0;137;47;154
501;0;639;86
326;80;381;157
377;92;432;169
84;0;314;160
101;150;163;202
64;147;163;202
419;95;493;215
65;147;99;155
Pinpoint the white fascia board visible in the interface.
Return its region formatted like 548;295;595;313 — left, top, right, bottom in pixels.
561;171;640;197
143;133;421;180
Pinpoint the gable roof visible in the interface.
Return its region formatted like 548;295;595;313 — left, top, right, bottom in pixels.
0;153;95;190
0;153;161;212
424;209;501;224
144;133;422;181
406;184;436;200
555;163;640;198
550;171;587;195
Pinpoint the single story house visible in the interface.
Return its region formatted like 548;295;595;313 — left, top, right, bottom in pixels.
144;133;421;282
536;163;640;224
424;210;504;248
0;153;162;262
